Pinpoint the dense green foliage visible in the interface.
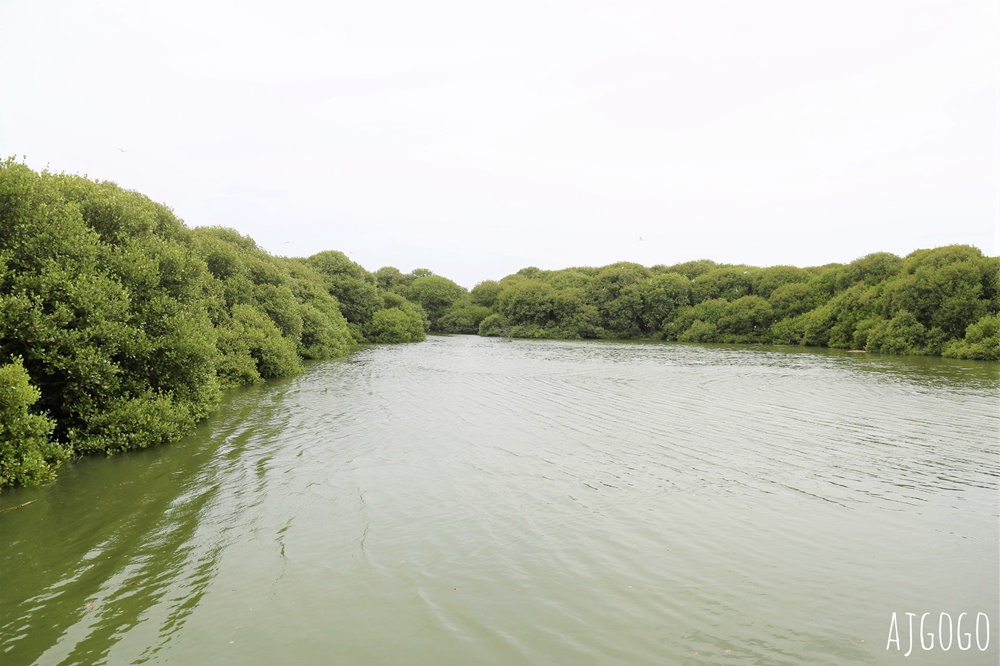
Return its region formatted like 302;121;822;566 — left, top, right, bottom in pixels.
1;158;996;492
463;247;999;360
374;266;472;333
0;357;64;488
0;161;426;490
405;275;466;331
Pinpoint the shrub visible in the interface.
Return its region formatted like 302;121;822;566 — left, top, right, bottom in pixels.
365;307;425;343
942;313;1000;361
865;311;926;355
0;358;66;488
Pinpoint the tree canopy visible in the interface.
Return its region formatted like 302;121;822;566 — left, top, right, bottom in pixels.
462;247;998;361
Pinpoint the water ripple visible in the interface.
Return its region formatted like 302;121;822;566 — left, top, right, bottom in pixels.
2;337;997;665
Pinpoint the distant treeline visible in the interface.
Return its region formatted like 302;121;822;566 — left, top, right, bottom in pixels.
1;160;997;490
429;247;999;364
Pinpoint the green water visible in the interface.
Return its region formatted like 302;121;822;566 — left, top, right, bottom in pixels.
2;336;998;665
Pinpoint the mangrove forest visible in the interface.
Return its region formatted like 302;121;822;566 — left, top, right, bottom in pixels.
1;159;997;491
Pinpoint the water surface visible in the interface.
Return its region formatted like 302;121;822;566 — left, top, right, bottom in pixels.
2;336;998;664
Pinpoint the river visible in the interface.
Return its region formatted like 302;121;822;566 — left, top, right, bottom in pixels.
2;335;998;665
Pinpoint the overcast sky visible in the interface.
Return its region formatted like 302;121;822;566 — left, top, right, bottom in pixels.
1;0;997;288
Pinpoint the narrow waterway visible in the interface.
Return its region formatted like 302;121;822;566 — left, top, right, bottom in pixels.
2;336;997;665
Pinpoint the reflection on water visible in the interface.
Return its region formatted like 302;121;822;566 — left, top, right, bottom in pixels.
0;383;287;665
2;337;998;665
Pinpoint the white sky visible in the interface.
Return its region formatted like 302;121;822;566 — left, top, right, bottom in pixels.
1;0;997;288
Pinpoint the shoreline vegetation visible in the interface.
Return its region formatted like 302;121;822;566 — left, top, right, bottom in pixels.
1;160;998;491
